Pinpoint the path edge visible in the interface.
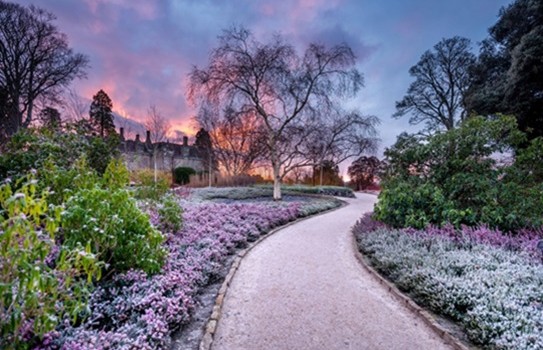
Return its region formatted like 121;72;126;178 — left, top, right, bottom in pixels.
350;233;471;350
198;197;348;350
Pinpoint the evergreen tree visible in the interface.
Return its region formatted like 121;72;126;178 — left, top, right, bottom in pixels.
312;160;342;186
89;89;115;137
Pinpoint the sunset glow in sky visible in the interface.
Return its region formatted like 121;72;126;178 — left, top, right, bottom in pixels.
17;0;511;151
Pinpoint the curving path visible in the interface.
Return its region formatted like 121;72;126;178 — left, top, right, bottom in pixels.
212;193;454;350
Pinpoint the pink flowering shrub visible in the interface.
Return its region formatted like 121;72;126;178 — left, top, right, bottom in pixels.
35;199;312;349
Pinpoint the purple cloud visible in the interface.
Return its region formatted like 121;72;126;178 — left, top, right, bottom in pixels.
13;0;511;153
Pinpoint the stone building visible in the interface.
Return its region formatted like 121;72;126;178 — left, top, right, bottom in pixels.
119;128;203;172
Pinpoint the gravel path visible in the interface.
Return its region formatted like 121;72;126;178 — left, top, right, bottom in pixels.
211;193;455;350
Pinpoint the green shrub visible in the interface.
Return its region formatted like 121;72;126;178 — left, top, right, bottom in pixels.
158;194;183;232
0;176;101;348
61;186;165;276
133;169;170;201
173;166;196;185
0;126;119;182
102;158;129;190
39;156;98;205
377;115;543;231
375;181;457;228
86;135;120;175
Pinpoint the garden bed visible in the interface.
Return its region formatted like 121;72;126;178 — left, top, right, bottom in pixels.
36;192;342;349
353;214;543;350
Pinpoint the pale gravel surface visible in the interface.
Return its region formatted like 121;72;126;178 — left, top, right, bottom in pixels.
212;193;455;350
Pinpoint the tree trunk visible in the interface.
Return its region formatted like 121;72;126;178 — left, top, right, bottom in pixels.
153;148;158;183
208;152;212;187
25;101;34;128
319;163;324;186
272;162;282;201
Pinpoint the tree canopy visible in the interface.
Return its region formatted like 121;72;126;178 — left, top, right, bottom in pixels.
348;155;381;190
465;0;543;139
0;1;88;140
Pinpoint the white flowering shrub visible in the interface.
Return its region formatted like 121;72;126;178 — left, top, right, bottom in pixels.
355;228;543;349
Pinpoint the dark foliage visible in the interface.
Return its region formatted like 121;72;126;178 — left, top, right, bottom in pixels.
173;166;196;185
0;125;119;181
348;156;381;190
376;115;543;232
465;0;543;139
89;89;116;138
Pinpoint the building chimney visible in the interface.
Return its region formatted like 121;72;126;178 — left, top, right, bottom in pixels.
183;136;188;146
145;130;152;144
135;134;140;142
119;127;125;141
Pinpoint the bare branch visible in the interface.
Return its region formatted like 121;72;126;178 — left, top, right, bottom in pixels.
188;26;376;199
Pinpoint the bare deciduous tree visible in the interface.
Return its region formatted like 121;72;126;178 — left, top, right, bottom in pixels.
394;36;475;132
303;111;379;185
189;26;373;199
144;105;171;181
0;2;88;137
144;105;170;143
63;88;89;122
195;104;266;177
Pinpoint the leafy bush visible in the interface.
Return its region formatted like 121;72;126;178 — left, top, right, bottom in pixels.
0;176;101;349
173;166;196;185
376;115;543;231
132;169;170;201
354;224;543;349
86;135;120;175
39;157;98;205
158;194;183;233
102;157;130;189
61;186;165;276
0;126;119;182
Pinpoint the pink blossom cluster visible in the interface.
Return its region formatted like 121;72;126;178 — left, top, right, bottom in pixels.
36;201;301;349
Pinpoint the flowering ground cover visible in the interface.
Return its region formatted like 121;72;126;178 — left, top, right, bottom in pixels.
35;193;341;349
255;184;355;198
193;185;354;201
354;214;543;349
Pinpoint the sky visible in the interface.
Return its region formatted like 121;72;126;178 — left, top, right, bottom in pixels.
16;0;512;155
